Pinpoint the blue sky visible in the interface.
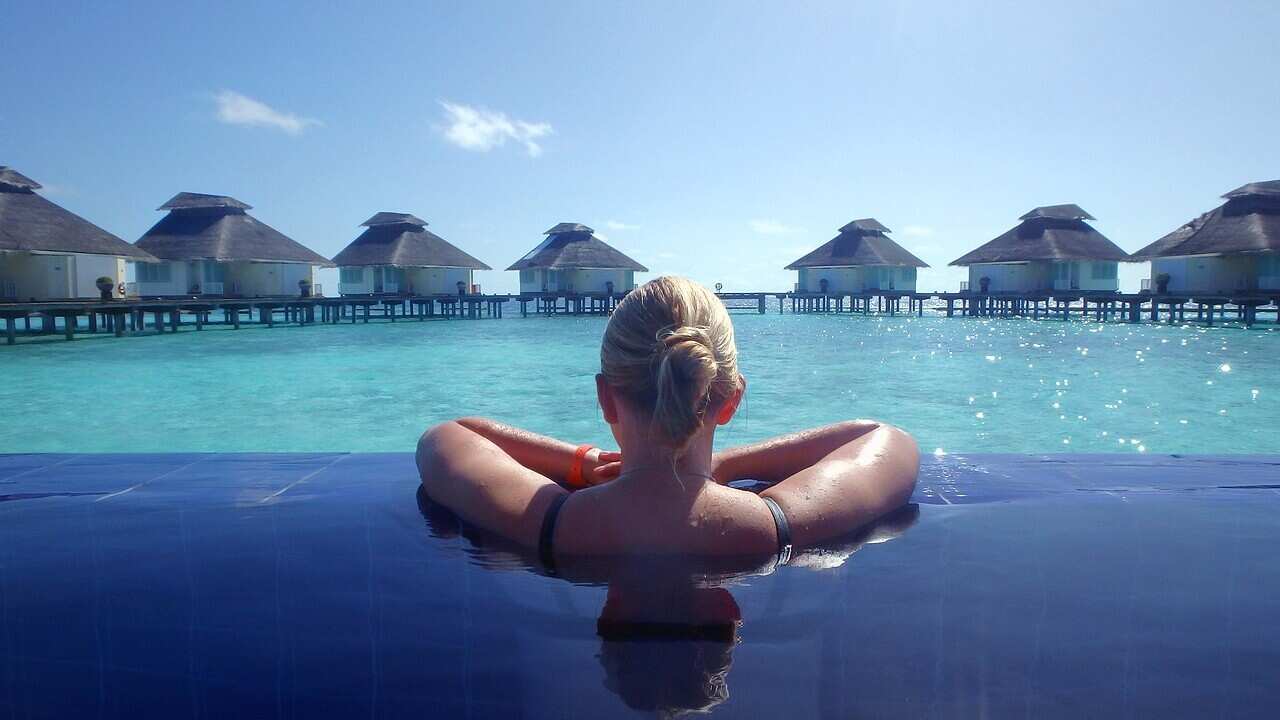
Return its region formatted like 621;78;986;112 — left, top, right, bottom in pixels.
3;0;1278;293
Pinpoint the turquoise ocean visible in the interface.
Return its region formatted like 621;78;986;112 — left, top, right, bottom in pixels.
3;313;1275;454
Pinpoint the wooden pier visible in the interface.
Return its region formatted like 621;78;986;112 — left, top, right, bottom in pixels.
930;291;1280;326
1;293;512;345
771;290;1280;326
7;288;1280;346
514;291;625;317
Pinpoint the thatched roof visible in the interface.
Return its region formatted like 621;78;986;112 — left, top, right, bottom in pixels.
839;218;891;233
1223;180;1280;200
0;167;156;260
950;205;1127;266
332;213;491;269
1018;204;1095;221
0;167;40;190
1131;181;1280;259
362;212;427;227
158;192;251;211
787;219;929;269
506;223;648;272
136;192;334;266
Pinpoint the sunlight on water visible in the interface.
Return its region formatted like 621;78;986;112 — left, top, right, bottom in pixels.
3;314;1277;453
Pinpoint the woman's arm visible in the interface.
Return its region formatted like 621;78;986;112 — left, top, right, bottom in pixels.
454;417;621;486
711;420;885;484
716;420;920;547
416;417;624;549
416;420;566;547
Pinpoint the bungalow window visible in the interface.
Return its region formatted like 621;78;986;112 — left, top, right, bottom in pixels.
203;264;227;283
1090;262;1118;280
137;263;171;283
339;267;364;284
520;270;535;284
1260;254;1280;276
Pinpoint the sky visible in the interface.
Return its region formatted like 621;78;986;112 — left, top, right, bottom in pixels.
3;0;1278;294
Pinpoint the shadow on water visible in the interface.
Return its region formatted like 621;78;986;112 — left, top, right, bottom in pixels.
417;486;920;716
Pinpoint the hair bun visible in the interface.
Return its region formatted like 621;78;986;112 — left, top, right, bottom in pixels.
653;325;719;450
599;276;741;457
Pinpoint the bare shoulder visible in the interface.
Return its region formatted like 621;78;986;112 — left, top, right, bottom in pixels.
833;420;919;462
415;420;472;471
554;482;778;556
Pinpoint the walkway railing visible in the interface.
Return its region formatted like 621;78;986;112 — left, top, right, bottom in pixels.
4;289;1280;346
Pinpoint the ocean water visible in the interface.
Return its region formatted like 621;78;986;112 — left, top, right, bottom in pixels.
2;313;1276;454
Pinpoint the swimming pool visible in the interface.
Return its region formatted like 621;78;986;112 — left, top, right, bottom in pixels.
4;452;1278;717
2;314;1276;454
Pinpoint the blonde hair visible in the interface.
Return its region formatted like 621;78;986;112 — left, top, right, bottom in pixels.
600;276;740;454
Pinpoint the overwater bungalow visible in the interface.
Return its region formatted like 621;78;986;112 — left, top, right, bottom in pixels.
333;213;491;296
1129;180;1280;294
950;204;1127;293
134;192;333;297
785;219;928;293
507;223;647;294
0;166;156;300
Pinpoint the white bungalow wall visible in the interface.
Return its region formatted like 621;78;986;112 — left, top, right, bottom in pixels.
137;260;315;297
230;262;313;297
404;267;474;294
1261;253;1280;290
135;260;190;296
1151;255;1272;294
795;266;918;293
338;266;476;295
338;266;370;295
0;252;128;300
967;261;1118;293
518;269;635;294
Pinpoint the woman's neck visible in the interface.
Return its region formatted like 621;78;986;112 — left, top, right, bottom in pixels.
615;432;716;493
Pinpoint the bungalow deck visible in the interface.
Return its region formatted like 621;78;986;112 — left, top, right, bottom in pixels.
0;293;513;344
514;291;626;316
5;290;1280;346
776;290;1280;325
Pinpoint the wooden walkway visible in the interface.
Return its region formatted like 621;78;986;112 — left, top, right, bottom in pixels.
6;289;1280;345
715;291;933;316
772;290;1280;326
930;291;1280;326
514;291;625;316
0;293;512;344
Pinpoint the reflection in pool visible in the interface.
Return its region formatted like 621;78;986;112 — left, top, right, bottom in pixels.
419;485;920;716
4;452;1280;717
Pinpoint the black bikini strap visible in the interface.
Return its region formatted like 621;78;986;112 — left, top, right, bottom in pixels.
761;496;793;566
538;493;568;572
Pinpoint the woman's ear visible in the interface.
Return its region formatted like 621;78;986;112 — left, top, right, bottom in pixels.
596;374;621;424
716;375;747;425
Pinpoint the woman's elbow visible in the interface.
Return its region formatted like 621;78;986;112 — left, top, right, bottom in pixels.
416;420;468;486
873;424;921;504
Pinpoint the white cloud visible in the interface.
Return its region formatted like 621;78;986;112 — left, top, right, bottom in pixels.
214;90;319;134
36;182;74;198
750;219;804;236
439;101;552;157
900;225;935;237
605;220;640;231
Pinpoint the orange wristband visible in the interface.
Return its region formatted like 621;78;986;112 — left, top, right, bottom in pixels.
566;444;595;488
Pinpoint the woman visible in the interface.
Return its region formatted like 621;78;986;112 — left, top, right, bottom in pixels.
417;276;919;560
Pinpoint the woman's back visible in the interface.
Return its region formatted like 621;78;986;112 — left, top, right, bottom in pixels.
553;476;780;557
416;276;919;558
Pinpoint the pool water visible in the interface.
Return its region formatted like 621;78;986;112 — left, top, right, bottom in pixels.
4;452;1278;718
2;314;1276;454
